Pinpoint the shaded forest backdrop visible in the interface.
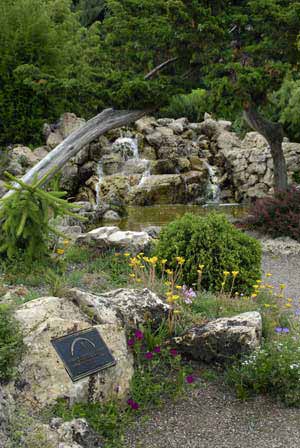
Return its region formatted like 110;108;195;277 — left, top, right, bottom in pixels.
1;0;300;147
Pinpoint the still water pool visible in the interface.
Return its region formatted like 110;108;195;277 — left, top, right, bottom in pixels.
101;204;248;231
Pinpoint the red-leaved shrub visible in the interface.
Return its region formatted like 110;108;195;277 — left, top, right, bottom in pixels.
246;187;300;241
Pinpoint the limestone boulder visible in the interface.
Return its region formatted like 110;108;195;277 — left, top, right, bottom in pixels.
76;226;152;254
58;113;86;139
10;145;38;167
67;288;169;327
102;154;123;175
128;174;186;205
174;311;262;363
6;296;134;410
135;116;156;134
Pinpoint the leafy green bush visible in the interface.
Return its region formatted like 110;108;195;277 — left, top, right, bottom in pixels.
154;213;261;294
227;336;300;406
0;304;24;381
0;172;81;261
160;89;207;122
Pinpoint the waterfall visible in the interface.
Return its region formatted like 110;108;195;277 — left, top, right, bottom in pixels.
138;159;151;185
203;161;221;203
95;160;103;207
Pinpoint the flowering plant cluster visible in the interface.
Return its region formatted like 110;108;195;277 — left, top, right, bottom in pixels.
126;326;195;410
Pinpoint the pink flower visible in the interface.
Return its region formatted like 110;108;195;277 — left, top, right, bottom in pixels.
153;346;161;353
127;338;135;346
134;329;144;340
185;375;195;384
145;352;153;360
170;348;178;357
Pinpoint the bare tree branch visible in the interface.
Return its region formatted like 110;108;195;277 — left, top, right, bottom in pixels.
144;57;178;80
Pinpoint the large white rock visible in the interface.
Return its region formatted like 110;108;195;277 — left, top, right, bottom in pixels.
174;311;262;363
66;288;169;327
6;296;134;410
76;226;152;254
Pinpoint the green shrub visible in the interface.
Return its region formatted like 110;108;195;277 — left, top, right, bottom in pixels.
154;213;261;294
0;304;24;381
226;336;300;406
160;89;207;122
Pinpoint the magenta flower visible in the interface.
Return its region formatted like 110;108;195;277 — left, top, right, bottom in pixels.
127;398;134;406
134;329;144;340
131;401;139;410
170;348;178;357
185;375;195;384
153;346;161;353
145;352;153;360
127;338;135;346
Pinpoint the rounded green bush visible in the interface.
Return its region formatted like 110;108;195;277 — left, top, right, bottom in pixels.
154;213;261;294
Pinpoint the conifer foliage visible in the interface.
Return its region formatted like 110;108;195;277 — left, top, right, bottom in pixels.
0;172;81;261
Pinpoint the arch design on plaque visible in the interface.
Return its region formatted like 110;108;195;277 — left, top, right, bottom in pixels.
70;337;96;356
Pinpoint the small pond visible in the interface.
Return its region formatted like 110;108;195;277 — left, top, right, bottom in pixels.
101;204;249;231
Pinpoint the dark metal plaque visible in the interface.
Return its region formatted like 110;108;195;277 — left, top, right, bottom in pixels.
51;328;116;382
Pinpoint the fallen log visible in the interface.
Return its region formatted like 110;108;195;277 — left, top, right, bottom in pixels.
1;108;145;200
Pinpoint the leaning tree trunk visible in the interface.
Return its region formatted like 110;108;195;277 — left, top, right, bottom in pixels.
243;103;288;192
1;108;145;201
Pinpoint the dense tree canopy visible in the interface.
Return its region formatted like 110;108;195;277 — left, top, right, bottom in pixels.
0;0;299;146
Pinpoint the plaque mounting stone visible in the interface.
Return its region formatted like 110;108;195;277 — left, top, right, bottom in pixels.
51;328;116;382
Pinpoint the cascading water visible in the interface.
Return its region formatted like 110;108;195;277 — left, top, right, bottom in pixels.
94;136;151;206
203;161;221;203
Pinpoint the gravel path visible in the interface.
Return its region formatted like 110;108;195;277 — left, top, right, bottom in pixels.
126;380;300;448
262;252;300;300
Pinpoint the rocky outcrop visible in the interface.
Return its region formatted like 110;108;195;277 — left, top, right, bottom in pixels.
5;296;134;410
76;226;152;254
67;288;169;327
174;311;262;363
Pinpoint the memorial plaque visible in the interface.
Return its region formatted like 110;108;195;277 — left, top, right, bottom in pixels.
51;328;116;382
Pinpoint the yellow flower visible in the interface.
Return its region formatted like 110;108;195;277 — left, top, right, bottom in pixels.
264;304;271;308
221;281;225;287
287;298;293;303
197;270;203;274
176;256;185;265
199;264;205;269
56;248;64;255
136;279;142;283
285;303;292;308
277;294;284;299
279;284;286;290
161;259;167;265
114;252;121;257
253;285;259;289
166;297;174;304
129;273;135;278
223;271;230;276
165;281;171;286
124;253;130;257
266;273;272;277
251;294;258;298
256;280;262;284
166;269;173;275
172;295;180;301
63;240;69;246
143;256;150;262
149;256;158;265
173;310;181;315
176;285;182;290
232;271;239;277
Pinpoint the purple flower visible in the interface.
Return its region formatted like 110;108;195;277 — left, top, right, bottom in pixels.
295;309;300;316
185;375;195;384
134;329;144;340
127;398;134;406
154;346;161;353
282;327;290;333
170;348;178;357
127;338;135;346
182;285;196;303
114;385;120;394
275;327;283;333
131;401;139;410
145;352;153;360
